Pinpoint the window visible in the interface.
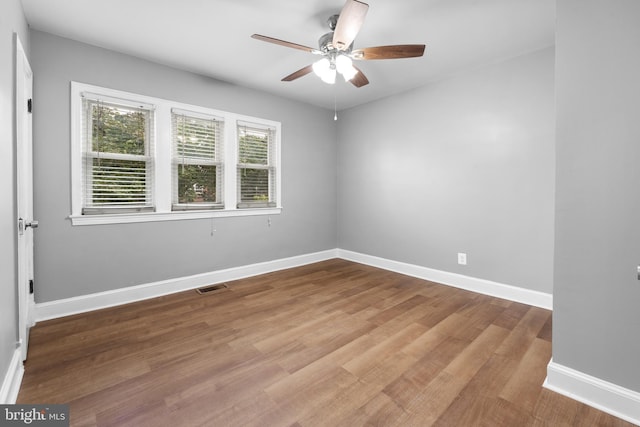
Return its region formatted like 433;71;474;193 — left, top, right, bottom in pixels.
71;82;281;225
82;96;154;214
172;109;224;211
237;122;277;208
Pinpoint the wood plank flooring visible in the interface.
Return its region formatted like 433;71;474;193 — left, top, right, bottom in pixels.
17;259;634;426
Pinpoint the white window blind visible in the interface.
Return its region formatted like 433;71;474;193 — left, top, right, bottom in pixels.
171;109;224;210
81;96;154;214
237;121;277;208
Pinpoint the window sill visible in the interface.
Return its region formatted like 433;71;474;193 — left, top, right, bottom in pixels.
69;207;282;226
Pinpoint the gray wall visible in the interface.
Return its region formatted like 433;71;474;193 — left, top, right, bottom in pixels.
554;0;640;391
30;31;337;302
337;47;555;294
0;0;29;395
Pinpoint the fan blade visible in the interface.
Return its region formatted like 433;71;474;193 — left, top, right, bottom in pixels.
282;65;314;82
251;34;319;54
352;44;426;60
333;0;369;51
350;66;369;88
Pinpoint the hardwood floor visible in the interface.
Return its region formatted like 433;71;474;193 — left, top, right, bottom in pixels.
18;259;634;426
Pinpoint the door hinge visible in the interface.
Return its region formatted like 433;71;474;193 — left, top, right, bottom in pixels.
29;279;34;294
27;98;32;113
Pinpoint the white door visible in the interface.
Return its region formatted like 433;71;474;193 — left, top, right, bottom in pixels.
16;35;35;361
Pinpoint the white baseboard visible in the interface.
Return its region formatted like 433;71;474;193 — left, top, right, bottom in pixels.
0;349;24;404
35;249;338;322
545;360;640;426
36;248;552;322
337;249;552;310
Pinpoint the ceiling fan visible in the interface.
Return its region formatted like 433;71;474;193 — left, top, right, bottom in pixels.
251;0;426;88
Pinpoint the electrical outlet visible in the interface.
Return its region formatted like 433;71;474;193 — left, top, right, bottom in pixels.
458;253;467;265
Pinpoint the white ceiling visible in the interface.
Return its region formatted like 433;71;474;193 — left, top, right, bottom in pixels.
20;0;555;111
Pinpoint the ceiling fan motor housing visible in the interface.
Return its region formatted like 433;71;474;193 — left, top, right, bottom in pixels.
319;31;353;55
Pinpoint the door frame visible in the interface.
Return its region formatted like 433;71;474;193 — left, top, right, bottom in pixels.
15;34;35;361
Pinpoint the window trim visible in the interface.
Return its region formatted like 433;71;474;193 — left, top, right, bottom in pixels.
70;82;281;225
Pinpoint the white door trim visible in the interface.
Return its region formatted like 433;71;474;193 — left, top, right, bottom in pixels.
15;34;35;361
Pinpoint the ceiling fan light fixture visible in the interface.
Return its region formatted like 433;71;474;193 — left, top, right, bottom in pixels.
336;54;357;81
312;57;329;76
322;68;337;84
313;57;337;84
